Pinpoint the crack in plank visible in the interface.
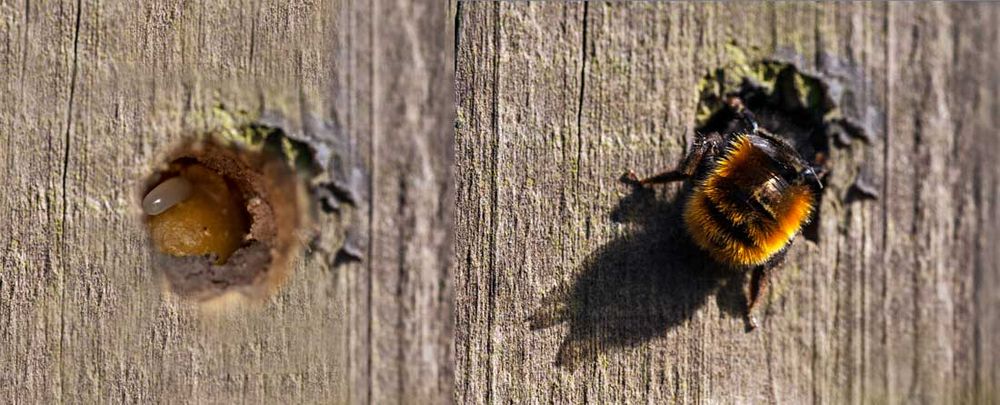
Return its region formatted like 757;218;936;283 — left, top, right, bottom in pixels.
574;1;589;190
485;2;501;403
58;0;83;401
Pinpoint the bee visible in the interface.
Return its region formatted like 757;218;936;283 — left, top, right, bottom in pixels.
625;98;823;330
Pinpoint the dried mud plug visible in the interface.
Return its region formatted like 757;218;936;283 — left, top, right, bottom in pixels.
141;126;317;304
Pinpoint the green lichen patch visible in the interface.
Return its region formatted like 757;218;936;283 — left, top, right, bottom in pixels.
697;60;834;129
695;56;868;154
209;106;323;179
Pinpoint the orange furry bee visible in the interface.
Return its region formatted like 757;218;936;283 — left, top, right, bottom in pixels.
626;99;822;330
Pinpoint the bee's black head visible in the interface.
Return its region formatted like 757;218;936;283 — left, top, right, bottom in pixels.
744;131;822;191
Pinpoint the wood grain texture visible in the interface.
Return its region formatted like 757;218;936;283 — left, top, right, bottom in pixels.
0;0;453;403
455;2;999;404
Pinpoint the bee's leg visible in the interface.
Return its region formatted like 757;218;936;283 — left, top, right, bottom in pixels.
623;132;721;187
745;264;771;331
745;249;789;330
622;169;687;186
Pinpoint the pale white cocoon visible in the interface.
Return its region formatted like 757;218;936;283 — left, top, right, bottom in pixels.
143;176;193;215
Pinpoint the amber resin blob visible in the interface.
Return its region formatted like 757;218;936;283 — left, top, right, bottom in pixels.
141;134;313;303
144;163;249;264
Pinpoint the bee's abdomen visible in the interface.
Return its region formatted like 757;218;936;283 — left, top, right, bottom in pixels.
685;188;764;266
684;183;814;267
682;134;816;267
696;193;757;248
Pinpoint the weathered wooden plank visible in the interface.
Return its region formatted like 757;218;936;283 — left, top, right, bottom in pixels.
0;0;453;403
455;2;999;403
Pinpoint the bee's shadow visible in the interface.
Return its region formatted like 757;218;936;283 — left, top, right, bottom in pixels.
529;183;749;369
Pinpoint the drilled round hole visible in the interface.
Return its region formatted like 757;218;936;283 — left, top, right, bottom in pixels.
695;58;871;243
141;129;313;303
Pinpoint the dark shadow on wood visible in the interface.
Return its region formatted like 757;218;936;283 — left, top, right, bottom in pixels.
529;183;747;369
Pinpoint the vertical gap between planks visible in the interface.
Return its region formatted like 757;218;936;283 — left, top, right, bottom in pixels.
366;0;378;401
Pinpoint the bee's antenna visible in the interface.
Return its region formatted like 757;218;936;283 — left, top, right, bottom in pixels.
805;167;823;189
746;115;759;133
